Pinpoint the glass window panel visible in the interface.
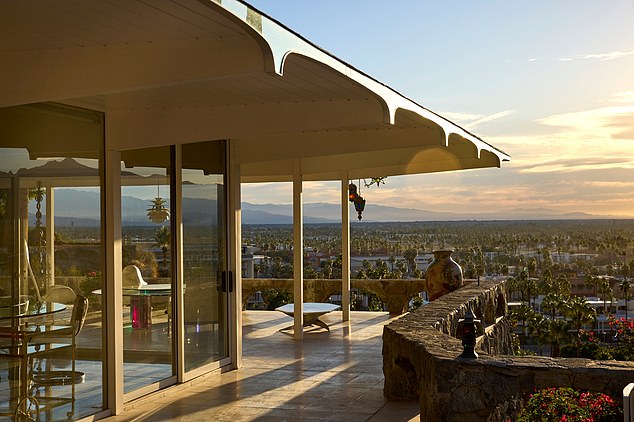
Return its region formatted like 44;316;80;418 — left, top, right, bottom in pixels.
120;146;175;394
182;141;228;371
0;103;104;420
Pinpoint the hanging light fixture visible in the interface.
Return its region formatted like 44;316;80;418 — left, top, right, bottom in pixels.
147;183;170;224
348;182;365;220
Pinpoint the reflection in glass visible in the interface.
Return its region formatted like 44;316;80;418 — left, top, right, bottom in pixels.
182;141;228;371
0;103;104;420
120;147;174;394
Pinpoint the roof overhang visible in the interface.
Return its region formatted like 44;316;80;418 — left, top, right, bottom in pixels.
0;0;509;181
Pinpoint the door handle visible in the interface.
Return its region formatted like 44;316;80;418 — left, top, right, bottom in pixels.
221;271;234;293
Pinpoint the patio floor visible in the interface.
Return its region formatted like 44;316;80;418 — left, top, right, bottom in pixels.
103;310;420;421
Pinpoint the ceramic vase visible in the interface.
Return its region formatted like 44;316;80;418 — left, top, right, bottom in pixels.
425;250;463;301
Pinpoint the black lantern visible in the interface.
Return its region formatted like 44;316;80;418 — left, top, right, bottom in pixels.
348;183;358;201
353;196;365;220
348;183;365;220
458;308;480;359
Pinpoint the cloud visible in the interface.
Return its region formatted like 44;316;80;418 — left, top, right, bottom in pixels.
585;180;634;188
535;92;634;142
610;91;634;103
440;110;515;129
559;48;634;62
440;111;484;122
517;157;634;174
469;110;515;128
437;94;634;213
579;48;634;61
537;106;634;132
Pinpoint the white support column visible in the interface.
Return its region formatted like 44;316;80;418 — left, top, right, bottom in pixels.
228;140;243;368
341;177;351;321
45;185;54;288
293;159;304;339
624;382;634;422
104;149;124;414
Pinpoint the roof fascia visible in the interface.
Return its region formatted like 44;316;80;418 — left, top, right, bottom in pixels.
215;0;510;163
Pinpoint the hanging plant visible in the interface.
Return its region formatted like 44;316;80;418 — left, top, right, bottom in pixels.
364;177;386;188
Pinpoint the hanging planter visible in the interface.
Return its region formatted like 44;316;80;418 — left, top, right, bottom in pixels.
364;177;386;188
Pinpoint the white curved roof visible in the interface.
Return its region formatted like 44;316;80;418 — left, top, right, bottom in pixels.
0;0;509;181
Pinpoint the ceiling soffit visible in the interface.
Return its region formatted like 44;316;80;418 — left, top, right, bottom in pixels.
0;0;266;107
0;0;509;178
215;0;509;176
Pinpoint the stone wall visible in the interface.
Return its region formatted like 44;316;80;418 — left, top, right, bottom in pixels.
242;278;426;315
382;280;634;421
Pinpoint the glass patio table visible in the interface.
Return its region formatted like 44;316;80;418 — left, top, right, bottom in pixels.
0;299;67;419
275;302;341;332
0;300;66;321
93;284;172;329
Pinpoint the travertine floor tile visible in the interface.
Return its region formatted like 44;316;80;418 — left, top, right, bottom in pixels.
101;311;420;422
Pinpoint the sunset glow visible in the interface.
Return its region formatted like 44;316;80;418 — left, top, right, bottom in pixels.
244;1;634;219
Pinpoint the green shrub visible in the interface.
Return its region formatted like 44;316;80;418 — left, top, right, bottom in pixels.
262;288;292;310
81;271;102;311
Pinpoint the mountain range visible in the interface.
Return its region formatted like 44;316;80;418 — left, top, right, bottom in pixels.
242;203;609;224
31;189;616;226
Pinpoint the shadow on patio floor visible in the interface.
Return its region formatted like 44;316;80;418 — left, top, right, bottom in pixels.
104;310;420;422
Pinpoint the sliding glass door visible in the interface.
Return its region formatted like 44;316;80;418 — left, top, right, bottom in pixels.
120;147;175;394
182;141;229;372
120;140;229;396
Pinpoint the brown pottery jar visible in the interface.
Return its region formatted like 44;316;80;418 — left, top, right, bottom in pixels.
425;250;463;301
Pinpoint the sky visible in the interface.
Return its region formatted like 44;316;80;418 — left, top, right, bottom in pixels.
241;1;634;218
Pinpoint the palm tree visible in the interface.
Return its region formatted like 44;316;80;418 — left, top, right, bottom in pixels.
509;304;534;343
565;296;597;357
388;255;396;272
584;274;598;297
541;247;554;271
254;262;264;278
555;273;571;297
596;277;614;314
546;319;569;357
527;312;549;356
318;259;333;279
515;268;538;308
512;268;530;305
620;279;631;321
538;268;553;296
541;293;567;321
527;276;538;309
152;225;170;276
473;246;485;286
403;248;418;276
374;259;389;280
527;257;537;280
